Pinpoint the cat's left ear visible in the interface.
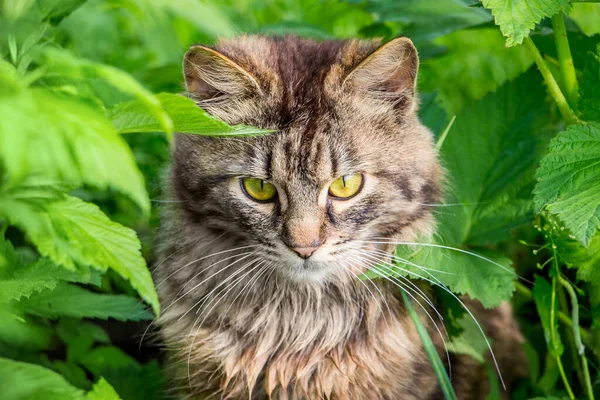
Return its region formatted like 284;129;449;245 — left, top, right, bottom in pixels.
343;37;418;113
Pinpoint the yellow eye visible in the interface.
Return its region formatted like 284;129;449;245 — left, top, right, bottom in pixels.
241;178;277;202
328;174;363;199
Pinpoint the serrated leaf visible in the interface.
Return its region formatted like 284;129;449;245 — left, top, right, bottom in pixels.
18;283;153;321
0;73;149;213
534;122;600;246
482;0;571;46
532;276;563;357
0;238;99;304
393;246;515;308
0;357;85;400
579;46;600;122
109;92;273;136
87;378;122;400
0;188;159;315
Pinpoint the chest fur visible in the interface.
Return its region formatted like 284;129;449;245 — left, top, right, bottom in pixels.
160;288;438;400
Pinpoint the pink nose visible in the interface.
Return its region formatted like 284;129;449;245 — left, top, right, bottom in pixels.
291;247;319;259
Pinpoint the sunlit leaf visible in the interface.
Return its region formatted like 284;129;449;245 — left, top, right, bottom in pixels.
0;357;85;400
0;188;159;315
482;0;571;46
534;122;600;246
109;93;273;136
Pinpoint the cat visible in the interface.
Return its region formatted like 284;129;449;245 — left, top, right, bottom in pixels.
155;35;526;399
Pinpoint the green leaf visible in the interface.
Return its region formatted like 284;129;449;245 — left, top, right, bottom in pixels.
87;378;122;400
482;0;571;46
448;314;489;363
0;238;99;304
393;246;515;309
18;282;153;321
0;73;150;213
579;46;600;122
364;0;492;44
81;346;164;400
0;189;159;315
0;357;85;400
569;3;600;37
375;73;549;307
108;92;273;136
38;47;173;134
533;122;600;246
440;71;549;246
556;231;600;283
0;309;54;352
420;27;534;113
532;276;563;357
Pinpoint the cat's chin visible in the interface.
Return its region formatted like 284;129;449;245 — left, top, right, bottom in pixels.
280;260;337;284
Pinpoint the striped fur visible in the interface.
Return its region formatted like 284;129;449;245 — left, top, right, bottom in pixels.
155;36;524;399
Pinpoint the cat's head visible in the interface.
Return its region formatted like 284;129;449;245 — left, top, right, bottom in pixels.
171;36;442;283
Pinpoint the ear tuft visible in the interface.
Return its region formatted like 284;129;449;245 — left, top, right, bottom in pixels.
343;37;419;113
183;46;262;101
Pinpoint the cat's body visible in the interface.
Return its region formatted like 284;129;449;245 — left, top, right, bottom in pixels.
155;36;525;399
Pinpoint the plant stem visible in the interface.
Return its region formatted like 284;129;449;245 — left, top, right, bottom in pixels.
559;285;584;382
401;290;458;400
524;37;578;126
515;281;592;347
560;277;595;400
551;13;579;108
551;272;576;399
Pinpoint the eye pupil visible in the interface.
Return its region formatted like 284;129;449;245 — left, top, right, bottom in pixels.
328;174;363;200
241;178;277;202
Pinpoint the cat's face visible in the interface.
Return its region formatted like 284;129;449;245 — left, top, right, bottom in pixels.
171;36;442;283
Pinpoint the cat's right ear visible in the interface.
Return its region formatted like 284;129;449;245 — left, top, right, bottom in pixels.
183;46;262;100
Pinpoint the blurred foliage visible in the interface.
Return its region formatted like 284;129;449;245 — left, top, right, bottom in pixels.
0;0;599;399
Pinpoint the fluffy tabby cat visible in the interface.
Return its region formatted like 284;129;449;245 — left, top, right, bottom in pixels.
155;35;526;399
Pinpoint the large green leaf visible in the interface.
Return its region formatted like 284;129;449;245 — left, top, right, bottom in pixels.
440;71;549;246
0;73;149;213
392;247;515;309
376;73;549;308
18;283;152;321
38;47;173;134
482;0;571;46
0;186;159;315
0;357;85;400
579;46;600;122
534;122;600;246
420;27;534;113
109;92;273;136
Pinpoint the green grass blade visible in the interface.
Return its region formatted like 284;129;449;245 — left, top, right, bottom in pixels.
400;290;458;400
